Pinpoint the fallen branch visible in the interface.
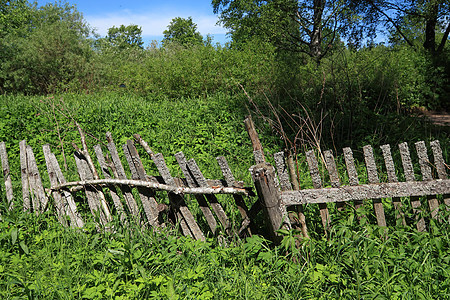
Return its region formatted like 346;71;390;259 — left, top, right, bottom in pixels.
50;178;251;196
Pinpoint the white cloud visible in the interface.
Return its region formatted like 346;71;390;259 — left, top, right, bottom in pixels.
86;10;227;38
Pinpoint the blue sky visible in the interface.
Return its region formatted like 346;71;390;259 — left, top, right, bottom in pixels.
36;0;230;46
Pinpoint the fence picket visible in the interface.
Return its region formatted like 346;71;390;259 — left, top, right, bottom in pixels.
152;152;205;240
381;144;406;225
74;151;110;226
187;158;231;235
123;141;159;227
0;142;14;210
343;147;364;213
324;150;344;211
430;140;450;213
43;144;67;225
363;145;386;226
399;142;426;231
217;156;252;237
106;132;141;224
306;150;330;231
26;145;46;213
415;141;439;219
94;145;127;225
175;151;218;234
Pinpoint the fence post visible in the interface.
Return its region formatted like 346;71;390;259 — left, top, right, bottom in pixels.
252;162;289;242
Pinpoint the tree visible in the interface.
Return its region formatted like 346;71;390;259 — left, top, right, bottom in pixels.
107;24;144;49
0;1;94;94
162;17;203;46
213;0;356;63
350;0;449;56
0;0;33;38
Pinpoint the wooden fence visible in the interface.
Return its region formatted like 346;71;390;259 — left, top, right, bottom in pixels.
1;117;449;243
0;129;255;241
244;116;450;240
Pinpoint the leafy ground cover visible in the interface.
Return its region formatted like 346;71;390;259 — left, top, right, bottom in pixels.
0;93;449;299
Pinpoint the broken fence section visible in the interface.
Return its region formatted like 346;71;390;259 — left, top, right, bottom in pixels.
0;132;254;241
245;116;450;240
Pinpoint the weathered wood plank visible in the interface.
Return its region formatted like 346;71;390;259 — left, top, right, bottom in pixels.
274;152;293;191
123;141;159;227
106;132;141;223
306;150;330;231
217;155;252;237
430;140;450;213
175;151;218;234
274;151;308;238
152;152;205;241
94;144;127;224
343;147;363;212
399;142;426;231
48;151;84;228
26;145;46;213
324;150;345;211
380;144;406;226
43;144;67;225
415;141;439;219
74;151;109;226
244;116;265;164
252;163;290;242
19;140;30;211
0;142;14;210
282;179;450;205
187;158;231;234
363;145;386;226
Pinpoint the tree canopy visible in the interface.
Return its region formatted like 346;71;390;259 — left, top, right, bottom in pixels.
107;24;144;49
162;17;203;46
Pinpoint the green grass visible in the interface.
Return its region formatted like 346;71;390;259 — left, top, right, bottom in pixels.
0;93;449;299
0;206;449;299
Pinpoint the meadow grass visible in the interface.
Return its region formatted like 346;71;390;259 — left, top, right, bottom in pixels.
0;93;449;299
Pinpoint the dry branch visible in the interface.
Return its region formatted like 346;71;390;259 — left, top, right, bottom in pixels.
50;178;251;196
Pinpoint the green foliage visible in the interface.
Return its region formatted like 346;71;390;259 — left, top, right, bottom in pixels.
0;1;95;94
106;24;144;50
0;203;448;299
162;17;203;47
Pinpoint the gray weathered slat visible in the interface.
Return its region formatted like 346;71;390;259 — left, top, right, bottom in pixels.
274;152;293;191
273;152;307;238
175;151;218;234
343;147;363;212
380;144;406;225
43;144;67;225
399;142;426;231
282;179;450;205
94;144;127;224
430;140;450;211
106;132;141;223
324;150;345;211
123;141;159;227
187;158;231;234
363;145;386;226
26;145;46;213
0;142;14;210
217;155;252;236
74;151;109;225
19;141;30;211
152;152;205;241
306;150;330;231
415;141;439;219
48;152;84;228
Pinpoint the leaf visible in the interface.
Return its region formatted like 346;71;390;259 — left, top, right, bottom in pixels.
20;241;29;254
11;228;18;245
